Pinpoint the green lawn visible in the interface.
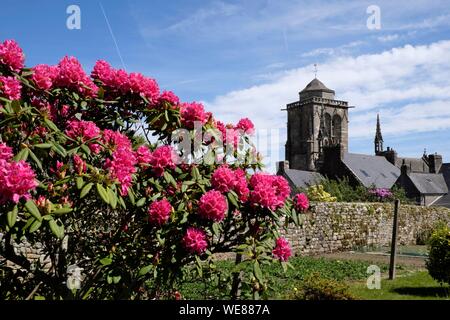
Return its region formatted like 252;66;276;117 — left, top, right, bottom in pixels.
349;271;449;300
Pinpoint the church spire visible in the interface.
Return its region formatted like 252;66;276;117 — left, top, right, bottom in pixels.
374;113;384;154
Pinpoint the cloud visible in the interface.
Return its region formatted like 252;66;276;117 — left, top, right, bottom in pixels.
206;40;450;171
377;34;399;42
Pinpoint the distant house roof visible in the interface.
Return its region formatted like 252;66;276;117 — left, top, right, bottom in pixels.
395;157;429;173
432;163;450;208
433;194;450;208
341;153;400;189
282;169;324;189
408;173;448;194
300;78;335;94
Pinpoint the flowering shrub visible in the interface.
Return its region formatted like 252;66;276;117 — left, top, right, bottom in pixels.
307;185;337;202
0;39;306;300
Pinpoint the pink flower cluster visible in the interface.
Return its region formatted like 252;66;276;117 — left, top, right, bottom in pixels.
102;129;132;151
214;118;254;149
183;227;208;255
65;120;102;153
73;154;87;174
91;60;160;103
157;90;180;109
54;56;98;97
135;145;152;165
235;118;255;135
105;147;137;196
0;143;38;204
210;165;249;201
0;40;25;72
149;145;177;177
249;174;290;210
272;237;292;262
293;193;309;212
180;102;209;129
198;190;228;222
31;64;58;91
0;76;22;100
148;199;172;226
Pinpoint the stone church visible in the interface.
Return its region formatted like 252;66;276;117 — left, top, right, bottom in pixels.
277;78;449;207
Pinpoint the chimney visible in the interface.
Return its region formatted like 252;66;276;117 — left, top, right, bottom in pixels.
383;147;398;166
401;160;410;176
428;153;443;173
277;160;289;174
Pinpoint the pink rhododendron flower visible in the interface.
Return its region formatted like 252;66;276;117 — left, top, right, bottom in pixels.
234;168;249;202
91;60;115;85
102;129;132;151
235;118;255;135
157;90;179;108
148;199;172;226
198;190;228;222
183;227;208;255
31;64;58;91
128;72;160;103
272;176;291;205
249;174;290;210
293;193;309;212
105;147;137;196
73;154;87;174
211;165;236;193
272;237;292;262
135;145;152;165
215;121;239;148
54;56;98;97
0;40;25;72
180;102;208;129
65;120;101;142
0;143;13;161
149;145;177;177
0;76;22;100
0;160;38;204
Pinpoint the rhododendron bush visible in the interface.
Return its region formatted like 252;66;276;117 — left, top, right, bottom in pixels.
0;40;307;300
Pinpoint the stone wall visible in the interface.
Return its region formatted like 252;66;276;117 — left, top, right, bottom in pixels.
283;202;450;255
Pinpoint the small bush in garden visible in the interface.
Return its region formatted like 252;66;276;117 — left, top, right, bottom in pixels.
289;272;355;300
426;225;450;286
306;185;337;202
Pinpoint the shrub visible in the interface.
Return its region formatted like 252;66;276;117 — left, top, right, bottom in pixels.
289;272;355;300
306;185;337;202
426;225;450;285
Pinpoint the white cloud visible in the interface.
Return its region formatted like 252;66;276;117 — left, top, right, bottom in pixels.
377;34;399;42
206;40;450;171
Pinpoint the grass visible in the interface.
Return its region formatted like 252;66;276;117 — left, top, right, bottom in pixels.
348;271;450;300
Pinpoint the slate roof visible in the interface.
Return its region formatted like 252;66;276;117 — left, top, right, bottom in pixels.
283;169;324;189
395;157;429;173
300;78;335;94
432;163;450;208
341;153;400;189
408;173;448;195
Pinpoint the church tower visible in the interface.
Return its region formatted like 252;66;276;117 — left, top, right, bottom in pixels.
285;78;350;171
374;114;384;155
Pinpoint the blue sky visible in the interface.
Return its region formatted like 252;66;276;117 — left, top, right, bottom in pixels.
1;0;450;171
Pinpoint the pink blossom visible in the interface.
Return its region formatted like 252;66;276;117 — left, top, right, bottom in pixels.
180;102;208;129
73;154;87;174
198;190;228;222
148;199;172;226
293;193;309;212
0;76;22;100
157;90;180;108
149;145;177;177
91;60;115;85
105;147;137;196
0;40;25;72
182;227;208;255
0;160;38;204
0;143;13;161
272;237;292;262
235;118;255;135
249;174;290;210
102;129;132;151
135;145;152;165
65;120;101;142
31;64;58;90
211;165;236;193
234;169;249;202
215;121;239;148
128;72;160;103
54;56;98;97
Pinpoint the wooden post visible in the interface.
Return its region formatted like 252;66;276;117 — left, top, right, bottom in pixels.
389;199;400;280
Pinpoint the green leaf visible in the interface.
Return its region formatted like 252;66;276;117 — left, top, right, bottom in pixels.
227;192;239;208
7;206;18;228
28;149;42;170
80;182;93;198
25;200;42;221
33;143;52;149
212;222;220;237
13;148;29;161
136;197;146;207
163;171;177;188
112;275;121;284
49;219;64;239
76;177;84;190
80;144;91;155
128;188;135;205
192;166;200;180
118;196;126;209
96;183;110;204
44;118;60;132
29;219;42;233
138;265;153;277
253;261;263;283
52;143;67;157
52;207;73;215
108;187;117;209
80;101;87;108
100;257;112;266
11;100;21;113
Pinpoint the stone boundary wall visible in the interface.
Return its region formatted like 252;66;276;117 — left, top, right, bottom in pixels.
283;202;450;255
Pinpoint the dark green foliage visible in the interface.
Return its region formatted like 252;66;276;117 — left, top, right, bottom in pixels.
289;272;355;300
426;225;450;285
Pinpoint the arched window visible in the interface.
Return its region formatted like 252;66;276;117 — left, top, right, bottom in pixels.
325;113;332;137
332;115;341;141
